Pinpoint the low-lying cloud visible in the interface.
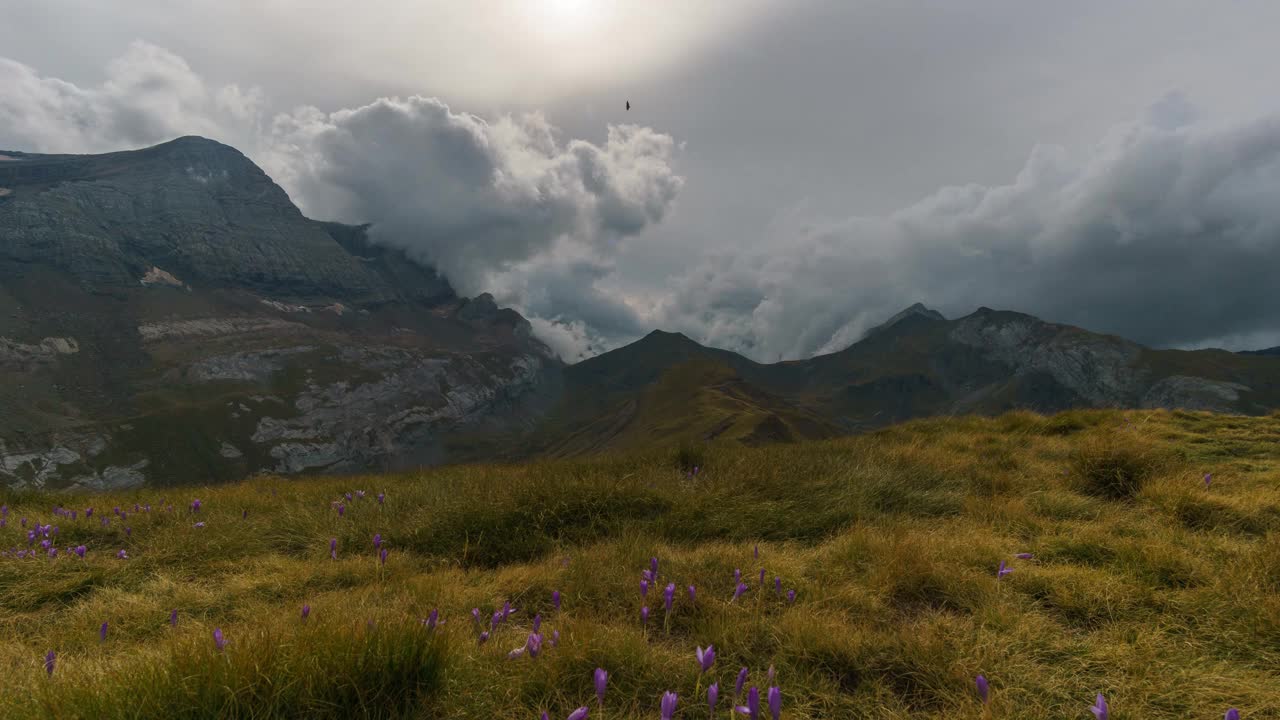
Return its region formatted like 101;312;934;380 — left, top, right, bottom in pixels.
4;44;1280;362
651;92;1280;360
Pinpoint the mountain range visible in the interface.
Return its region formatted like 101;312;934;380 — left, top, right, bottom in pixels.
2;137;1278;489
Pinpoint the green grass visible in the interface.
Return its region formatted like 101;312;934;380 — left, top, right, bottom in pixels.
3;408;1280;718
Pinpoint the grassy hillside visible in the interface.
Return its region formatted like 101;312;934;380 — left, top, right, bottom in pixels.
3;408;1280;718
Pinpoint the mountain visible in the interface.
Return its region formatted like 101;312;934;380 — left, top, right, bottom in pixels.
1240;347;1280;356
0;137;562;490
5;136;1280;489
486;304;1280;459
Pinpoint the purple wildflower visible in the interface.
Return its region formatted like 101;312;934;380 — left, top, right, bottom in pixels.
330;537;337;560
380;548;388;566
768;686;781;720
1205;473;1212;488
1226;710;1240;720
732;582;749;601
356;490;365;499
551;629;560;646
242;509;247;519
997;560;1013;579
641;605;650;626
774;576;782;593
664;582;675;613
736;686;761;719
337;504;345;517
1015;553;1034;560
478;631;490;645
708;682;720;714
1090;693;1108;720
116;549;128;559
735;667;749;699
377;492;385;505
423;609;438;632
345;492;352;502
45;650;55;676
527;632;543;658
100;622;108;642
660;691;678;720
754;543;759;559
471;608;481;627
759;567;766;586
373;533;382;549
532;614;542;633
688;585;696;603
976;675;989;703
213;628;226;651
302;604;311;620
170;609;178;627
696;644;716;673
641;579;649;597
567;708;589;720
552;589;561;611
734;568;741;584
595;667;608;707
193;521;205;528
191;499;201;513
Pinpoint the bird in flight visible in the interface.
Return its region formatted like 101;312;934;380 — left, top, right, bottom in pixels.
626;101;630;111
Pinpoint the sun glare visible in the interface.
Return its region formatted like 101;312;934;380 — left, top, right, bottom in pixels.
539;0;596;33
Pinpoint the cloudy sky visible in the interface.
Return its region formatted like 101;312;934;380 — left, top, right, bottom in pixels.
4;0;1280;361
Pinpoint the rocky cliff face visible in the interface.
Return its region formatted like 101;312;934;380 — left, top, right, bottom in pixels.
0;137;561;490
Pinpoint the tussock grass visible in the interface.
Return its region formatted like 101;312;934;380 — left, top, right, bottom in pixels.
2;408;1280;718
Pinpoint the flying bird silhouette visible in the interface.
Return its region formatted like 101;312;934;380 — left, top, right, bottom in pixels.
626;101;630;111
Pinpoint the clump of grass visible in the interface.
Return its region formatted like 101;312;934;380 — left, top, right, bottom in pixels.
29;617;446;720
1066;430;1173;500
672;441;706;473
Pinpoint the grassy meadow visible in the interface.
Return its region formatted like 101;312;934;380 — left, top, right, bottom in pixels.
2;408;1280;718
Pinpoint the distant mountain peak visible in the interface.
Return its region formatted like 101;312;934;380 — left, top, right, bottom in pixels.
863;302;946;339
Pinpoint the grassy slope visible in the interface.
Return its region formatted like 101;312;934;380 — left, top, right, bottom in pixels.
3;408;1280;718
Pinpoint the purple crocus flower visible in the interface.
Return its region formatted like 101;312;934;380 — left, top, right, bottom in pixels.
84;509;92;519
734;568;741;584
302;604;311;620
213;628;226;651
736;686;761;719
768;686;781;720
688;585;696;603
532;614;542;633
660;691;678;720
754;543;759;559
373;533;382;549
767;665;776;684
664;582;675;613
567;708;589;720
641;605;650;626
1015;553;1034;560
527;632;543;658
696;644;716;673
345;492;352;502
1225;710;1240;720
356;490;365;499
595;667;608;707
1090;693;1108;720
478;631;490;645
735;667;749;699
377;492;385;505
125;527;131;537
774;577;782;593
551;629;560;647
242;509;247;519
330;538;337;560
337;504;345;517
471;608;481;627
708;682;720;714
732;582;749;601
1205;473;1213;488
759;568;766;586
976;675;989;703
191;499;201;512
423;609;438;632
45;650;55;676
193;522;206;528
997;560;1013;579
641;579;649;597
502;601;515;621
116;549;128;559
552;590;561;611
170;609;178;627
651;556;659;577
100;621;108;642
379;548;388;566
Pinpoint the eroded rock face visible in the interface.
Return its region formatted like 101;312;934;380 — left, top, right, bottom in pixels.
1141;376;1252;412
0;136;563;489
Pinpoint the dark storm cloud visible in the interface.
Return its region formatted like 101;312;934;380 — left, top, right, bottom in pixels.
654;94;1280;360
